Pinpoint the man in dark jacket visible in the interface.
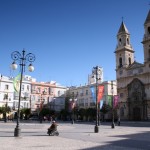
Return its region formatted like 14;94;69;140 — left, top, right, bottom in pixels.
48;121;58;133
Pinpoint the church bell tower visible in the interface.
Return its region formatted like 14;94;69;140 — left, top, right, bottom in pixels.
115;21;135;78
142;10;150;65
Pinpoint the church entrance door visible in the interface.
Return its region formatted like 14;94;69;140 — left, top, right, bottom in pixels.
133;107;141;121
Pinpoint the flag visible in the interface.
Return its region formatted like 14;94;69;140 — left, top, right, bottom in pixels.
90;86;96;102
107;95;112;107
113;95;119;108
98;85;104;103
13;73;21;93
100;100;104;109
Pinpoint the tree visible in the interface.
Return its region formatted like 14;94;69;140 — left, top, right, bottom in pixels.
39;108;55;119
59;109;69;121
20;108;31;120
86;108;96;121
0;105;11;122
78;108;86;120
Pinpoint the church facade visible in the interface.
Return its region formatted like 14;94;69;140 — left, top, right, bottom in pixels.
115;10;150;121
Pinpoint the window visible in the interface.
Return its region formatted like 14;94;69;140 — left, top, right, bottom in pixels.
128;57;131;65
32;95;35;101
58;91;60;96
24;102;26;108
37;88;40;93
27;85;30;91
32;85;35;91
43;88;47;94
76;92;78;96
149;49;150;61
148;27;150;34
86;90;88;95
119;57;123;68
5;85;9;90
119;38;122;45
85;103;88;106
120;93;124;98
22;85;24;91
3;93;8;100
127;38;129;45
38;96;41;102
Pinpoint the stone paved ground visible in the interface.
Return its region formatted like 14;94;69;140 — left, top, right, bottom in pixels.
0;121;150;150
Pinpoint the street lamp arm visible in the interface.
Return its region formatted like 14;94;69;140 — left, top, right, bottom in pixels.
11;50;36;63
11;51;22;61
25;53;36;63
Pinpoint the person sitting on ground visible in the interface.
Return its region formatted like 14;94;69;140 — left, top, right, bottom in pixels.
48;121;58;133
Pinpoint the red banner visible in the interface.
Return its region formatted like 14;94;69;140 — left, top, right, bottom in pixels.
98;85;104;103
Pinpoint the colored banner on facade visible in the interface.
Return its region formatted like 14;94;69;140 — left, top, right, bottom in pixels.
113;95;119;108
107;95;112;107
100;100;104;109
98;85;104;103
90;86;96;102
13;73;21;93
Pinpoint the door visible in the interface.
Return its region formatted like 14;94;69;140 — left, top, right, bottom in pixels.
133;107;141;121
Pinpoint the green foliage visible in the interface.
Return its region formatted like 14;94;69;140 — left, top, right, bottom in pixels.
0;107;3;114
86;108;96;117
79;108;86;116
40;108;55;116
20;108;31;120
0;105;11;114
59;109;69;120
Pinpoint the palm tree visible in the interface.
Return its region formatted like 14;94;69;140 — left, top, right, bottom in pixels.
0;104;11;122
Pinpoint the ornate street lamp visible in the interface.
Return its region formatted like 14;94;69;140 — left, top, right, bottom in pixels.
92;66;103;133
92;66;99;133
69;94;77;124
11;49;35;137
111;80;115;128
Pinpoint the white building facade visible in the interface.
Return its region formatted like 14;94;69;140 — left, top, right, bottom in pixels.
67;67;117;110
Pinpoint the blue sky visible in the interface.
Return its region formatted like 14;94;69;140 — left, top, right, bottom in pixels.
0;0;148;86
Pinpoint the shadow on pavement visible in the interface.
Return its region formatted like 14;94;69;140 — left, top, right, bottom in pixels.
81;131;150;150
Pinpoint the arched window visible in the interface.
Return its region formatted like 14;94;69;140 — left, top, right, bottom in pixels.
127;38;129;45
119;57;123;68
119;38;122;45
148;27;150;34
128;57;131;65
3;94;8;100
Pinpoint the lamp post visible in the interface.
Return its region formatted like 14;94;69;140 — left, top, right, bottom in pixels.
39;93;45;123
4;94;8;123
111;80;115;128
11;49;35;137
92;66;99;133
69;94;77;124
